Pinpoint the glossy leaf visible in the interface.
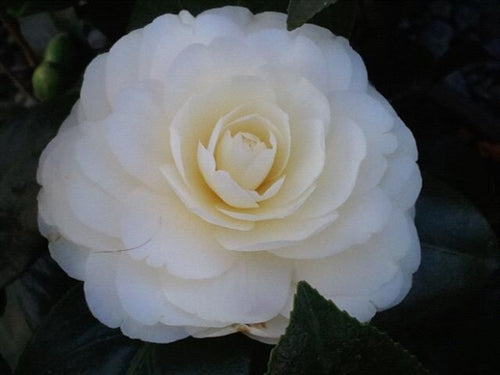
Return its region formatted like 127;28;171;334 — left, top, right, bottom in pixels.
0;253;75;371
126;335;253;375
267;281;428;375
15;285;140;375
15;284;256;374
373;174;499;331
287;0;338;30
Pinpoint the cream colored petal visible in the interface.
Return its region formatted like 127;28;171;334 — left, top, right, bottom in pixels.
296;116;366;219
216;210;338;251
345;45;368;91
217;183;314;222
329;91;394;135
161;164;253;231
120;188;238;279
75;123;138;203
169;75;277;186
120;318;188;344
319;37;353;91
66;173;122;238
105;29;142;102
293;243;400;297
329;296;376;322
271;188;392;259
115;255;168;325
48;238;89;280
163;41;266;116
38;128;122;251
84;252;125;328
193;12;245;44
199;6;253;28
393;165;422;210
106;82;170;192
160;254;292;323
80;54;111;121
247;31;328;91
197;143;259;208
263;117;326;209
369;270;405;309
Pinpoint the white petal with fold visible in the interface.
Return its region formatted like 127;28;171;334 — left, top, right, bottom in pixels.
161;254;292;323
120;188;237;279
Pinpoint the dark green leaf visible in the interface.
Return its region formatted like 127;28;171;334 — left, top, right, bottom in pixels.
373;174;499;330
15;283;255;374
127;335;253;375
0;94;76;289
415;173;498;257
4;0;77;18
0;253;75;371
309;0;358;38
267;281;428;375
287;0;338;31
15;285;141;375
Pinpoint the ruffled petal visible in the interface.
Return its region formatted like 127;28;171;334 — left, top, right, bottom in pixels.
161;254;292;323
120;188;238;279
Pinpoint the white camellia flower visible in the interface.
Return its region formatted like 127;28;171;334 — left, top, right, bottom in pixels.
37;6;421;344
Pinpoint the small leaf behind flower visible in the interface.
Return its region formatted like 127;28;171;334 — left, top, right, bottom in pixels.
267;281;428;375
287;0;338;30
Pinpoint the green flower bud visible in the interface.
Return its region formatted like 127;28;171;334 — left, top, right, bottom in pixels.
32;62;63;101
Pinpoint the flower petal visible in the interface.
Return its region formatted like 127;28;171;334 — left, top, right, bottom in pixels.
216;210;338;251
105;30;142;101
120;318;188;344
120;188;238;279
161;254;292;323
296;116;366;218
48;238;89;280
80;54;111;121
271;188;392;259
84;252;125;328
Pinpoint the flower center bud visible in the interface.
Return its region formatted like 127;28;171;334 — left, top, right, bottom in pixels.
215;130;275;190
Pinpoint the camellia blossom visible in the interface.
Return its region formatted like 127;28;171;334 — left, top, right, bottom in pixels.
37;6;422;344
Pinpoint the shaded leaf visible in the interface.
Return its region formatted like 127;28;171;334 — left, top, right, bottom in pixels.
0;94;77;289
15;283;255;374
287;0;338;31
415;173;498;257
127;335;253;375
373;174;499;331
15;285;140;375
267;281;428;375
4;0;77;18
0;253;75;371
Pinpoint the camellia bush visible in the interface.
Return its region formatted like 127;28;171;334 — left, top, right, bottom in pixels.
1;1;499;374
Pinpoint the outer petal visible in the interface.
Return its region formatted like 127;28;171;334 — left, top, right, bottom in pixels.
120;318;188;344
84;252;125;328
105;30;142;101
120;188;237;279
48;238;89;280
271;188;392;259
296;116;366;218
160;254;293;323
106;82;170;191
80;54;111;121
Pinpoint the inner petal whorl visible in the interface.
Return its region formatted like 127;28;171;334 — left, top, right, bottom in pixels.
215;130;275;190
